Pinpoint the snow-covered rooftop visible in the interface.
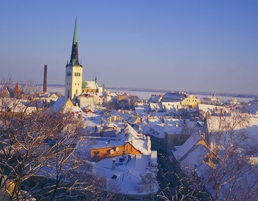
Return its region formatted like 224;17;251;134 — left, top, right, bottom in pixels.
161;92;186;102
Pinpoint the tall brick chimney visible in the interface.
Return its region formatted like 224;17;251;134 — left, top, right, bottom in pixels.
43;65;47;92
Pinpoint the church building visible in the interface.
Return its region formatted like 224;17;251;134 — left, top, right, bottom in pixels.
65;17;83;98
82;76;99;93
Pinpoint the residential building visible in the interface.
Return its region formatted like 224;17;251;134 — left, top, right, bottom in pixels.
75;123;158;200
174;113;258;200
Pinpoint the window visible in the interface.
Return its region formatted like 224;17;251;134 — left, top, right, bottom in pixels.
67;72;71;76
74;72;80;77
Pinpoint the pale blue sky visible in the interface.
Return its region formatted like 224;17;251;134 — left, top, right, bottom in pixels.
1;1;258;94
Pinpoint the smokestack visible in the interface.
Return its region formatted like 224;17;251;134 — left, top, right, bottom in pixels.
43;65;48;92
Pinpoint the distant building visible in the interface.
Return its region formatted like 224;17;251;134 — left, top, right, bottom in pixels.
82;76;99;93
65;17;83;99
181;94;201;108
75;123;158;199
161;92;201;109
147;92;201;114
1;86;10;98
202;94;222;105
229;97;241;105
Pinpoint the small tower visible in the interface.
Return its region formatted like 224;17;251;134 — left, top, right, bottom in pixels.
102;81;107;93
13;82;20;97
65;17;83;98
95;76;99;92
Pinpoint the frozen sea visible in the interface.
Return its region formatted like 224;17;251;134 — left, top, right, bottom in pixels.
46;84;256;103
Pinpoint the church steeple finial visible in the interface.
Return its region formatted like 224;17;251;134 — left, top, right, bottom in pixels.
69;17;81;66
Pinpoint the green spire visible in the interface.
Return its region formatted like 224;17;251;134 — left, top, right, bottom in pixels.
68;17;81;66
73;17;78;45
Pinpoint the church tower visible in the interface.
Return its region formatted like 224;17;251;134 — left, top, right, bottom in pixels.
65;17;83;98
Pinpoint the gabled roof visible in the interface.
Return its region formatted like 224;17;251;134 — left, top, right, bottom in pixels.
76;122;151;155
244;105;258;115
198;104;229;115
173;132;216;169
109;110;132;121
127;124;151;155
147;95;161;103
94;153;158;196
161;92;186;102
174;133;202;161
127;116;139;125
0;97;35;114
1;86;10;97
82;81;98;89
249;97;258;105
50;97;74;112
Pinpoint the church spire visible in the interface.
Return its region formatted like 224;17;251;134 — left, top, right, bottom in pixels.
69;17;81;66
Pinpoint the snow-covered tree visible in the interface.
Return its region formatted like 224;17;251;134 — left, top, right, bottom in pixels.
0;78;112;200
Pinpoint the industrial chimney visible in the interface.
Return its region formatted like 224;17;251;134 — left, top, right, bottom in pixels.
43;65;48;92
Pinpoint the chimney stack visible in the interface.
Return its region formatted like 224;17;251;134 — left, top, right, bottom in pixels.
43;65;48;92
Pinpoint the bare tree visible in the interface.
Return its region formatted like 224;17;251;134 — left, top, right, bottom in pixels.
0;78;111;200
202;112;258;201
